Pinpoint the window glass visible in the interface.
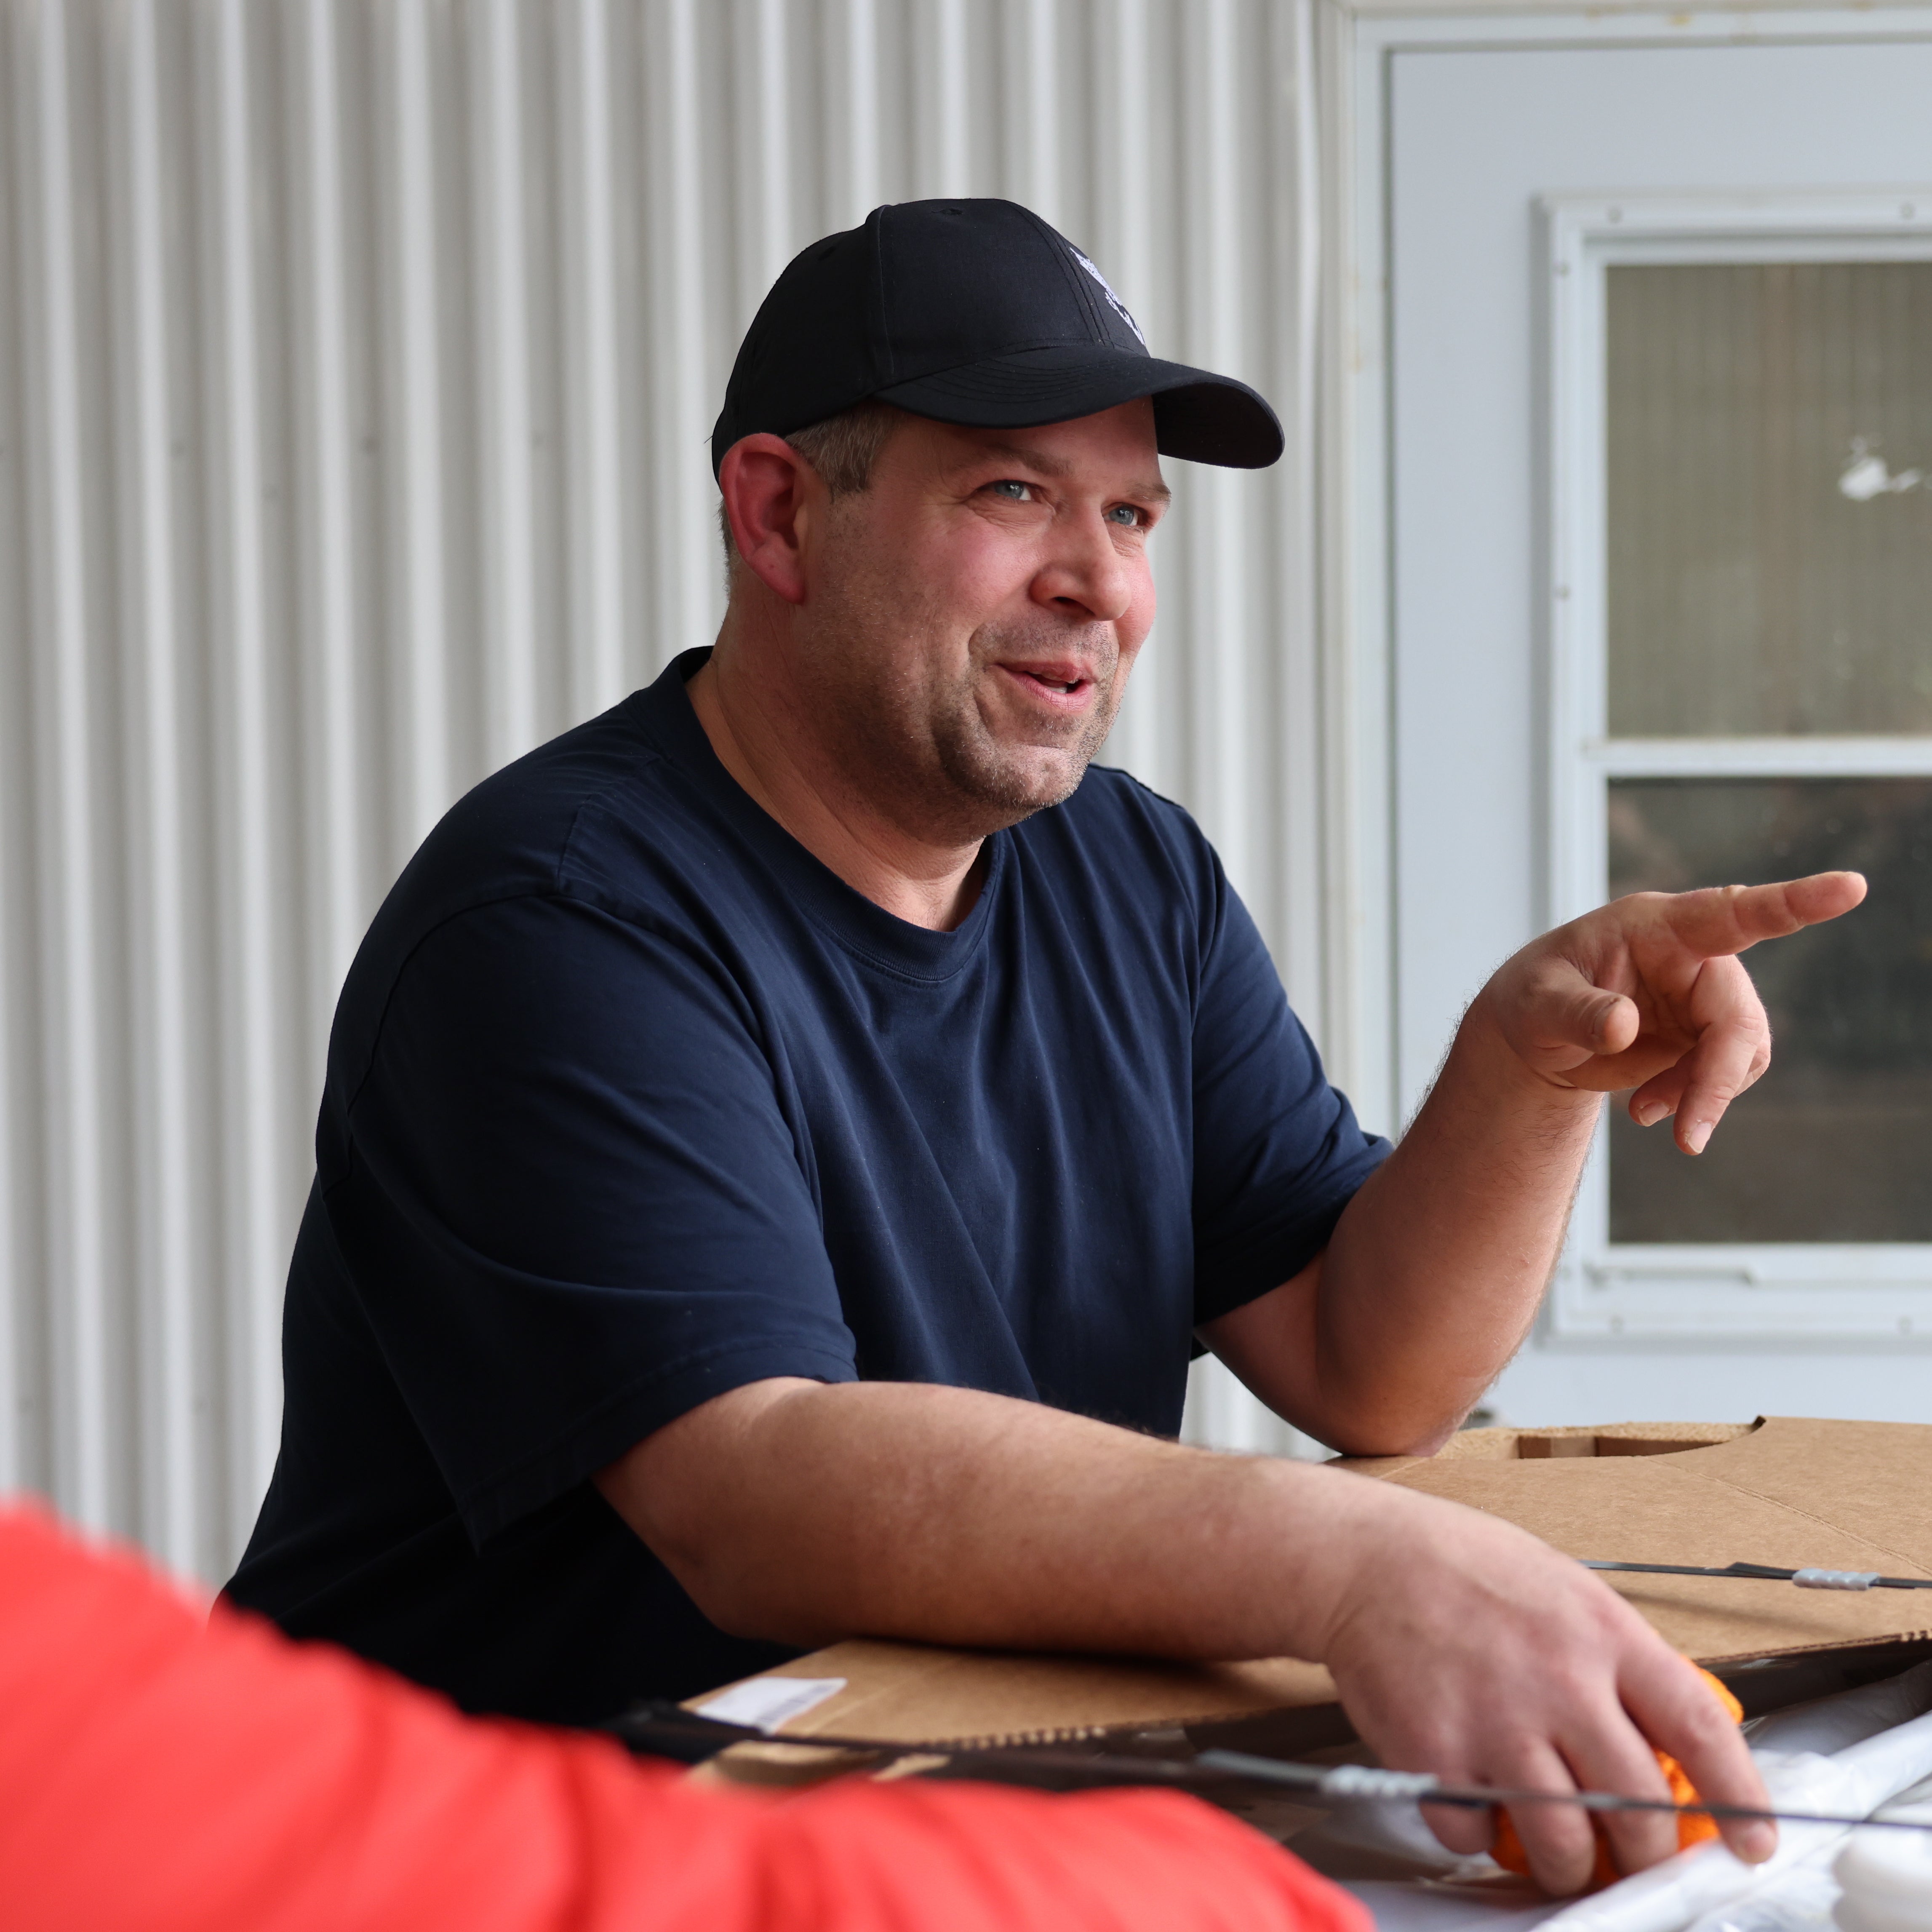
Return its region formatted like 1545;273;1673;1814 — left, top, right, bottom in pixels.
1606;777;1932;1243
1606;261;1932;737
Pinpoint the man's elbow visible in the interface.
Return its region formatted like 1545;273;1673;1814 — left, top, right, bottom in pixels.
668;1554;833;1647
1318;1401;1462;1461
1376;1419;1459;1459
1304;1348;1489;1459
615;1493;841;1646
595;1472;842;1650
592;1378;842;1644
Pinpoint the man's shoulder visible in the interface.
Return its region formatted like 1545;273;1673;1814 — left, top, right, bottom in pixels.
334;694;734;1032
391;671;758;929
384;701;673;921
322;692;743;1117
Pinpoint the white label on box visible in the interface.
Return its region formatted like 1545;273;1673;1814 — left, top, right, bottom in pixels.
692;1675;848;1735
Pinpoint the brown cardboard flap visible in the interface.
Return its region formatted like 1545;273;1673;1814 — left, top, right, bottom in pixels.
694;1639;1339;1747
687;1417;1932;1748
1342;1416;1932;1664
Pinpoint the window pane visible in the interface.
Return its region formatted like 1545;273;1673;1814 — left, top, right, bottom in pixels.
1606;778;1932;1243
1606;261;1932;737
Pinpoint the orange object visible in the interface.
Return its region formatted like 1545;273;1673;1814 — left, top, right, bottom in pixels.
1490;1667;1744;1890
0;1500;1368;1932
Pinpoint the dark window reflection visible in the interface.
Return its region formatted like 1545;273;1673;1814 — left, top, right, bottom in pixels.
1607;778;1932;1243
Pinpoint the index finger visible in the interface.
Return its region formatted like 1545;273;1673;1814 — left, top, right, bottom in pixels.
1651;871;1866;960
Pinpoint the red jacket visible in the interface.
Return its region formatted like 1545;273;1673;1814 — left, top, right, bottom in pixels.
0;1502;1366;1932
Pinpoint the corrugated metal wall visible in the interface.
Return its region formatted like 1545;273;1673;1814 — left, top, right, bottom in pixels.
0;0;1327;1582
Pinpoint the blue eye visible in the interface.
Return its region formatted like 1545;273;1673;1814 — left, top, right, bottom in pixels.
1105;503;1143;526
988;479;1033;500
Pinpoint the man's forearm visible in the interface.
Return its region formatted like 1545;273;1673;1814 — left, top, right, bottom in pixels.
1202;999;1602;1458
1315;1001;1603;1446
597;1376;1393;1659
596;1371;1777;1896
1248;874;1860;1456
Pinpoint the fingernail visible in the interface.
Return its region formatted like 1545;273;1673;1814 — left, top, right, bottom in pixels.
1740;1821;1777;1863
1633;1101;1666;1128
1686;1120;1712;1155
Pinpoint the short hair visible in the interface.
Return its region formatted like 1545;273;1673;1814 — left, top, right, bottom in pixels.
717;398;907;587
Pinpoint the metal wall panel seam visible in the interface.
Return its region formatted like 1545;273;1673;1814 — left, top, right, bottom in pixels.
122;0;198;1573
29;0;110;1532
1180;0;1251;895
836;0;880;224
643;0;711;669
562;0;625;720
1315;0;1388;1125
732;0;792;324
1273;0;1328;1029
478;0;538;762
211;0;285;1548
0;0;28;1495
299;0;363;1014
393;0;451;845
921;0;968;198
1089;0;1156;783
1005;0;1060;224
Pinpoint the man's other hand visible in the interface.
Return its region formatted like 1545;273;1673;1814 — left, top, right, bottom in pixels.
1203;871;1868;1461
1474;873;1865;1154
1311;1482;1776;1895
598;1382;1777;1897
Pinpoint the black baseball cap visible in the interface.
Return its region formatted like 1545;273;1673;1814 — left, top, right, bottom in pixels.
710;199;1283;477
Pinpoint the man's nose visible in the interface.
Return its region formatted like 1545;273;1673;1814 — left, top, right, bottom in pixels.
1033;510;1135;624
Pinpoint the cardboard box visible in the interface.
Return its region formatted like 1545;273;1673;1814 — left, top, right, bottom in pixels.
687;1417;1932;1749
1340;1415;1932;1668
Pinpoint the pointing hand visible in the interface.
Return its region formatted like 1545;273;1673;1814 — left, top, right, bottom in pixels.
1476;873;1866;1154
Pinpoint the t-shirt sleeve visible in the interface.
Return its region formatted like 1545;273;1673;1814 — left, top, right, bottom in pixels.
321;891;858;1547
1189;874;1391;1327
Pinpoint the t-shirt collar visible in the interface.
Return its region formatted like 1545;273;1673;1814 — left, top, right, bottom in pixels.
625;648;1006;983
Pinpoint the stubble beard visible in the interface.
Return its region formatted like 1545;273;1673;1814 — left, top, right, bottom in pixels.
926;620;1123;828
799;558;1129;845
820;617;1126;845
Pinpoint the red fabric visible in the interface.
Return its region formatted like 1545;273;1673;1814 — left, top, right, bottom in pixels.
0;1502;1367;1932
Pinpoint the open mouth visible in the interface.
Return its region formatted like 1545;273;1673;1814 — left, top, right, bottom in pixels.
1001;664;1093;703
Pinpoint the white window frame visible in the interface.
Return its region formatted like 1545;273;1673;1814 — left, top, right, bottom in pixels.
1543;190;1932;1341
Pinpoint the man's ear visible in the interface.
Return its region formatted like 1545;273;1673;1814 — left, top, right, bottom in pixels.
718;435;817;606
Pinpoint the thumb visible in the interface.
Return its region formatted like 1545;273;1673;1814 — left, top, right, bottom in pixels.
1521;966;1638;1065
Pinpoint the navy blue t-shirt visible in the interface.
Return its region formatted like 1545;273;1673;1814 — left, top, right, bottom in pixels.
227;650;1388;1724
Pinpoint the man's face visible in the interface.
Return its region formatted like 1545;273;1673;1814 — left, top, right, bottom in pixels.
792;400;1168;844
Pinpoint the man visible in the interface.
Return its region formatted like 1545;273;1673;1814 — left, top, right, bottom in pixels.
230;200;1860;1894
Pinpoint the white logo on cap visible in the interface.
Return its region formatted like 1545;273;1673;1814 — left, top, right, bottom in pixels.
1070;248;1146;348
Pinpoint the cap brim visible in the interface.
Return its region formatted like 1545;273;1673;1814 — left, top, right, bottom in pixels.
873;345;1283;470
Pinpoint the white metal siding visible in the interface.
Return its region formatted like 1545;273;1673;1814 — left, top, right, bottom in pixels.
0;0;1329;1581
